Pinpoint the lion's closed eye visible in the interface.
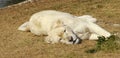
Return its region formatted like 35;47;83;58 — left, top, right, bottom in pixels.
64;29;66;32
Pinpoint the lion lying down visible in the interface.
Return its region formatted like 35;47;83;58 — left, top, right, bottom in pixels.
18;10;111;44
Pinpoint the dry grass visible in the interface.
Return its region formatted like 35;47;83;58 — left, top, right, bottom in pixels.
0;0;120;58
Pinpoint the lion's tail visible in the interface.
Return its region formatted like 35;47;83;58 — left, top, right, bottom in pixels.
18;22;30;32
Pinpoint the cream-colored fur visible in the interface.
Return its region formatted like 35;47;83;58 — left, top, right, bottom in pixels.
18;10;111;44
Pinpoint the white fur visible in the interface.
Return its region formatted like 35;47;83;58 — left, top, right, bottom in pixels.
18;10;111;44
77;15;97;23
18;22;29;31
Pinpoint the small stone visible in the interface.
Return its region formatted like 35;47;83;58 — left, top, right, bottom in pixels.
113;24;120;27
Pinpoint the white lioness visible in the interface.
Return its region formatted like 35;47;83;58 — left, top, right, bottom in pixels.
18;10;111;44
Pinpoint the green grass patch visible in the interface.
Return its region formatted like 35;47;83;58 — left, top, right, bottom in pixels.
86;35;120;53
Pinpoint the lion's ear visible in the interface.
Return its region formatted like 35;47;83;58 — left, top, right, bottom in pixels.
53;20;64;28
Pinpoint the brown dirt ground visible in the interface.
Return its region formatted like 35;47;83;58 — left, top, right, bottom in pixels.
0;0;120;58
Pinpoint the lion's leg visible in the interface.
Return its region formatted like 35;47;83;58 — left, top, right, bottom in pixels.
45;35;61;44
89;33;99;40
87;22;111;38
76;32;90;40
